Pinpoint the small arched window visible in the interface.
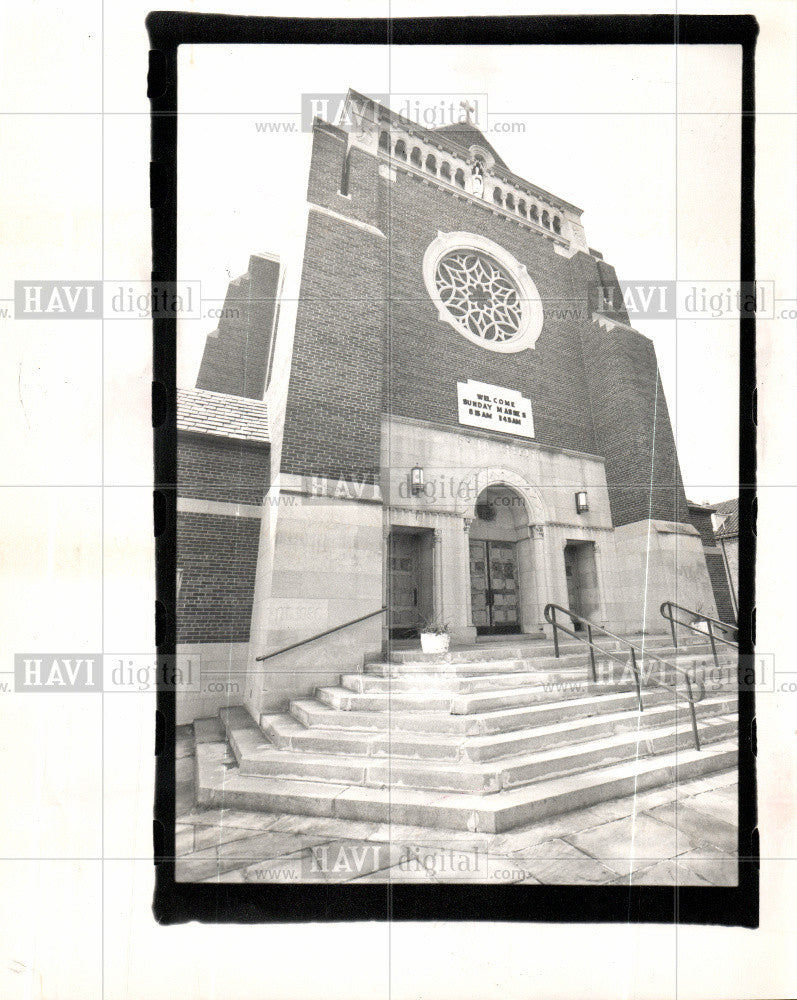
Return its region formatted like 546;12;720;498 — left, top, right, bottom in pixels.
541;210;550;228
394;139;407;160
492;187;503;206
505;193;515;211
425;153;437;175
530;204;539;222
378;130;390;151
518;199;526;217
440;162;451;181
552;216;561;234
410;147;422;166
454;168;465;187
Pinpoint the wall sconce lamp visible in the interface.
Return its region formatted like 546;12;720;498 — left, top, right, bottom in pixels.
575;491;589;514
410;466;425;497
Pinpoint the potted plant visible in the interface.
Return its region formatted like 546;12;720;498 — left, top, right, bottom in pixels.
691;603;711;636
419;616;451;654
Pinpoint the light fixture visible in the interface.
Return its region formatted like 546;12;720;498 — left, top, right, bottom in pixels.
410;466;425;496
575;491;589;514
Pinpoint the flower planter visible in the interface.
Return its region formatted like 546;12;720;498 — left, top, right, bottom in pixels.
420;632;450;654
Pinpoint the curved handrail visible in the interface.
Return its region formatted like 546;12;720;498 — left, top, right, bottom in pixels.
255;607;387;662
544;603;706;751
660;601;738;672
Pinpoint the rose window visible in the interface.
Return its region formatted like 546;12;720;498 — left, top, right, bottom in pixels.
434;250;523;344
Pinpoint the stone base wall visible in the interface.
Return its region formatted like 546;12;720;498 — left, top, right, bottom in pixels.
611;520;718;633
175;642;249;725
245;481;384;718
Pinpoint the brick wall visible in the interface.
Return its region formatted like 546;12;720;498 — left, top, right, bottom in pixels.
278;120;692;530
381;171;598;455
704;550;736;624
307;120;381;231
176;431;269;642
196;254;280;398
689;507;719;548
575;257;690;528
177;432;270;504
176;512;261;642
279;206;385;484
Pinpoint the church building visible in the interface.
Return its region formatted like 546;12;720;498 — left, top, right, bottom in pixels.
175;89;729;725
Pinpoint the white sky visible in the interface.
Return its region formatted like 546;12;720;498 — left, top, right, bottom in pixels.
177;43;742;503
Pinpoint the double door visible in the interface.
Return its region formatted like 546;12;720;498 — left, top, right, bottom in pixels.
469;539;520;635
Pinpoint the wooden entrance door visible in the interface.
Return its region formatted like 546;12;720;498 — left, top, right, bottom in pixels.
469;539;520;635
388;532;421;637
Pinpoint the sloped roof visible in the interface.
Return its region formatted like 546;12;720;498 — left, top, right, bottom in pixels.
714;498;739;538
176;387;269;444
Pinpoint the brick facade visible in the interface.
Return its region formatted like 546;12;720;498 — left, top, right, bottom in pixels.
705;550;736;624
178;432;270;504
689;506;719;548
176;433;270;642
177;393;271;645
196;254;281;399
688;503;737;624
279;208;385;484
176;512;261;643
577;308;689;528
382;172;598;456
281;116;692;529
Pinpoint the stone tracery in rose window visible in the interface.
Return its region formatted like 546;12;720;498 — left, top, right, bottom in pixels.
434;250;523;344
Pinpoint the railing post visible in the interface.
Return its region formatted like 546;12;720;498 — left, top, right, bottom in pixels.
685;676;701;751
551;607;560;659
706;619;719;672
667;604;678;649
587;623;596;682
630;648;643;712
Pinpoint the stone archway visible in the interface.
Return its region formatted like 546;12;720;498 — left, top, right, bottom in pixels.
461;472;552;636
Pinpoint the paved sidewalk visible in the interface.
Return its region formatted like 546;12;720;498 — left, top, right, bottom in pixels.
174;725;739;885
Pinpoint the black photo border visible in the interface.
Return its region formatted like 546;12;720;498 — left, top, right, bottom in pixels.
150;12;758;927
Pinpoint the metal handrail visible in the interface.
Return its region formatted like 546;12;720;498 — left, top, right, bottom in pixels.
255;607;388;661
660;601;738;672
544;603;705;751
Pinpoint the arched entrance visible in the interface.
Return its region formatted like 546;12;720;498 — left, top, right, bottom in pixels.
468;485;529;635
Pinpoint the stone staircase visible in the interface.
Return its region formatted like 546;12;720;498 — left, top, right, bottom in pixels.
194;633;738;834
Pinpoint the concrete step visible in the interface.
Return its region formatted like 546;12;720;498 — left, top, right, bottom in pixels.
342;668;588;695
230;714;734;795
315;686;454;713
380;634;712;665
364;647;734;679
261;712;468;761
362;719;735;795
262;694;737;763
364;652;598;677
463;695;736;761
447;657;737;714
196;735;738;833
290;685;693;736
354;654;736;694
319;658;736;717
315;677;648;716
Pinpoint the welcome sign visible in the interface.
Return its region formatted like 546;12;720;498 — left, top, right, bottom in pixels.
457;380;535;439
